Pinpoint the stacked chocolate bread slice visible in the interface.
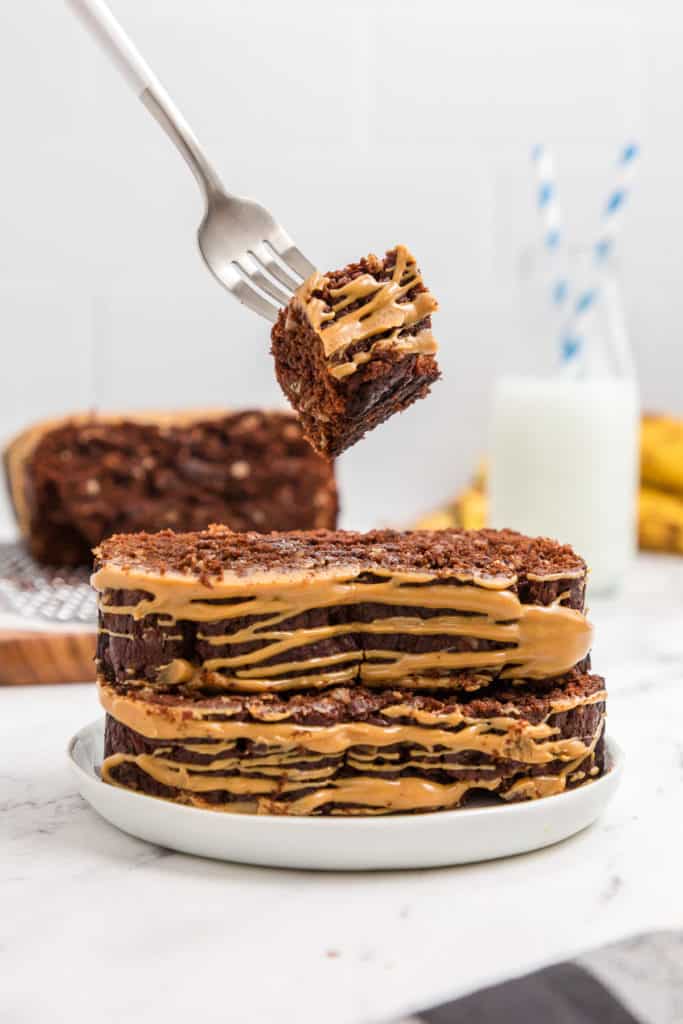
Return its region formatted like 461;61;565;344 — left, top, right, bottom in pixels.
94;525;606;816
4;410;337;566
271;245;440;456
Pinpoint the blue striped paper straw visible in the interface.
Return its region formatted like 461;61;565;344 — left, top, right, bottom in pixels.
531;144;569;310
561;143;640;367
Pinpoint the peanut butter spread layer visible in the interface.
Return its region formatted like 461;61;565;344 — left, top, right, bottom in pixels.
289;245;438;380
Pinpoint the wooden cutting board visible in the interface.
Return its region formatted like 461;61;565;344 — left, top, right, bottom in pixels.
0;539;97;684
0;629;96;685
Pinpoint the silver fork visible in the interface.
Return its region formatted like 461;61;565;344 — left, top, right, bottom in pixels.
65;0;316;322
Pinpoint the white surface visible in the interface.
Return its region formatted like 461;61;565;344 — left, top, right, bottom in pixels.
69;720;622;871
490;375;640;593
1;0;683;539
2;553;683;1023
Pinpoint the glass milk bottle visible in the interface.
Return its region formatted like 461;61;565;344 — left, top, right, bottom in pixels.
489;259;640;595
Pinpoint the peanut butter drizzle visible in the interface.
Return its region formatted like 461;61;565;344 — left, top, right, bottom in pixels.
93;563;592;687
290;245;439;379
500;719;605;801
167;663;361;693
282;776;502;814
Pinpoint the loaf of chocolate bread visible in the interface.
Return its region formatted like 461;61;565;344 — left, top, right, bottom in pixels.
4;410;338;566
271;245;440;456
93;525;592;695
100;673;606;816
93;525;605;816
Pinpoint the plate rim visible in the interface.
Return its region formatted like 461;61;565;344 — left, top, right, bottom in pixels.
68;716;623;830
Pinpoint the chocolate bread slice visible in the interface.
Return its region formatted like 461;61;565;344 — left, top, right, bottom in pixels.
4;410;338;566
99;673;607;815
271;245;440;456
93;525;592;695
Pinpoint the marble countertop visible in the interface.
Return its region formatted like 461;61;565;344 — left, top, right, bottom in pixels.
2;554;683;1024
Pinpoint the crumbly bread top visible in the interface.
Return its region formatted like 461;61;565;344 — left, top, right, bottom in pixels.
95;524;585;583
99;672;604;725
315;248;427;313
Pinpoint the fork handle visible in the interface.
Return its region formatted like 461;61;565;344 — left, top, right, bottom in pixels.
65;0;223;199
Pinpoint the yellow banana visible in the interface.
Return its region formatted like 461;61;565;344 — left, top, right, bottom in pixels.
638;487;683;554
641;414;683;495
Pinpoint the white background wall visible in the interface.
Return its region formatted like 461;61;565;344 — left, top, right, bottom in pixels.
1;0;681;533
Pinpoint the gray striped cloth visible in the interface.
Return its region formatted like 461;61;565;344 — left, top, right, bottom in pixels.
388;932;683;1024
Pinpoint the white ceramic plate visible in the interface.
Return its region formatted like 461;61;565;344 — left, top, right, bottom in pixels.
68;719;623;871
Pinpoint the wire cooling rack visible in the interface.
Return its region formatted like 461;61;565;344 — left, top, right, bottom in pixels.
0;541;96;624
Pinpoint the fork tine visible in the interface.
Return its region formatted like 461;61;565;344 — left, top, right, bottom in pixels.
250;241;301;293
200;252;279;322
235;253;292;308
220;263;280;323
232;279;279;322
267;226;317;280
